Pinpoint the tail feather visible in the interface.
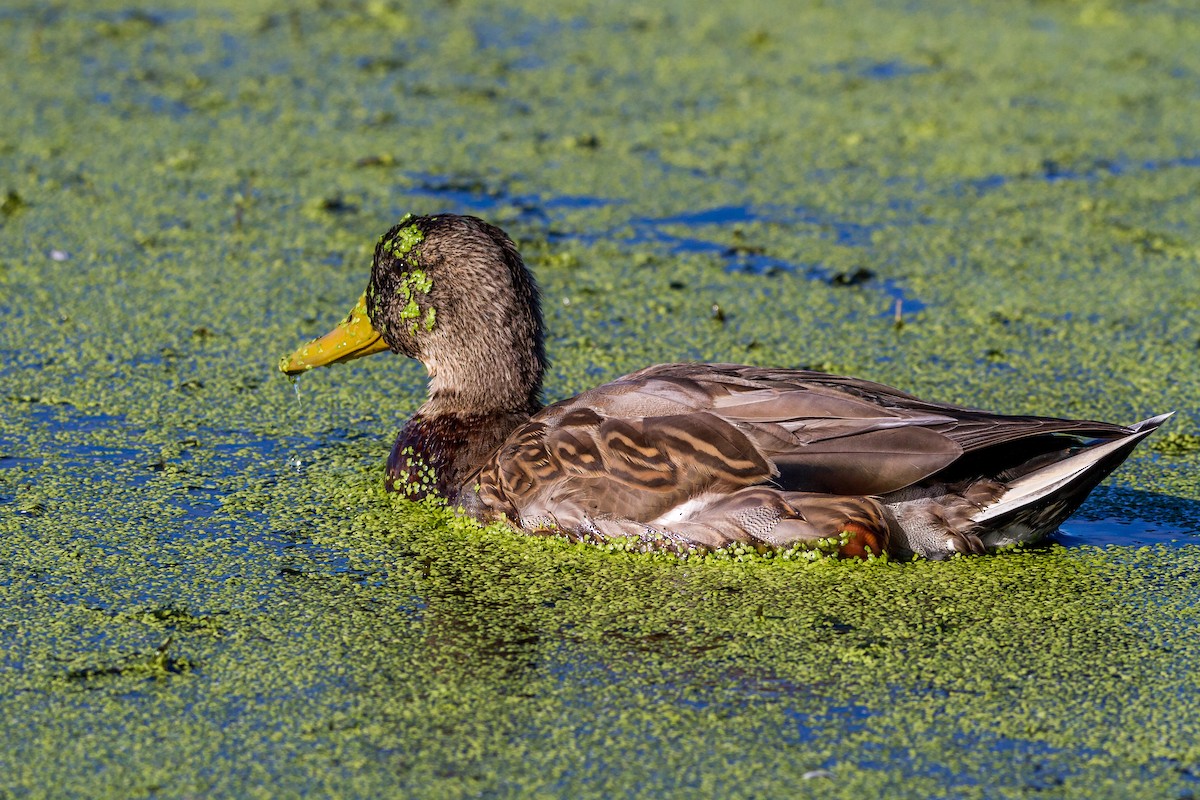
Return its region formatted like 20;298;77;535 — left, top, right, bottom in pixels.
1132;412;1175;434
971;413;1171;530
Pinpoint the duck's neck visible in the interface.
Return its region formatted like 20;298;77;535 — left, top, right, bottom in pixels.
386;355;543;502
420;356;543;420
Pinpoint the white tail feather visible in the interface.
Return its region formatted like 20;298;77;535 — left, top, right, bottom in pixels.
971;414;1170;525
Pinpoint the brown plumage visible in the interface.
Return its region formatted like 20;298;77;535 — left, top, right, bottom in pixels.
281;214;1169;560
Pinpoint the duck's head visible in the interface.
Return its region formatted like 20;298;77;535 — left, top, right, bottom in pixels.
280;214;545;416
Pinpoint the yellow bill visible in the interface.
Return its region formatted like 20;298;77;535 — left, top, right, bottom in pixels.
279;292;389;376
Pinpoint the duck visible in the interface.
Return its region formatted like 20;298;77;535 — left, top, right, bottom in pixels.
280;213;1170;560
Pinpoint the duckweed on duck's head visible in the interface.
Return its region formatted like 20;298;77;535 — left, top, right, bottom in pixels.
370;217;437;335
380;215;425;261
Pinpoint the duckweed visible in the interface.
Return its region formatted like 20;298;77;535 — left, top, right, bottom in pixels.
383;222;425;260
1;0;1199;798
394;270;435;333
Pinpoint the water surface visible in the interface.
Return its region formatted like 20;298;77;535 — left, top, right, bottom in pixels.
2;1;1200;797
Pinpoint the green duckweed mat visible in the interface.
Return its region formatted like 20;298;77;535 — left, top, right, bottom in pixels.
2;1;1199;797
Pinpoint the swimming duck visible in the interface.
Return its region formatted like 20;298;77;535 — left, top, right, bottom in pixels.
280;213;1169;560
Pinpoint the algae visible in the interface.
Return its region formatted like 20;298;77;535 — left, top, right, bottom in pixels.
2;0;1200;797
381;218;424;260
393;269;434;334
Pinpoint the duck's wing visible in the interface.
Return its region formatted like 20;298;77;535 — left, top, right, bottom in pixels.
649;363;1139;491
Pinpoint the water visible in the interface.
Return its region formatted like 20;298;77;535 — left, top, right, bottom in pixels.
3;1;1199;798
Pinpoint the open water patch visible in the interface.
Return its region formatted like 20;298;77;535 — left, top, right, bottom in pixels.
405;172;617;223
959;153;1200;197
624;204;923;313
639;203;877;248
1052;486;1200;548
825;58;934;81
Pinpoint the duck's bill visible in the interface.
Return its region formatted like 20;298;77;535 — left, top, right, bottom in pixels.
279;292;389;376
